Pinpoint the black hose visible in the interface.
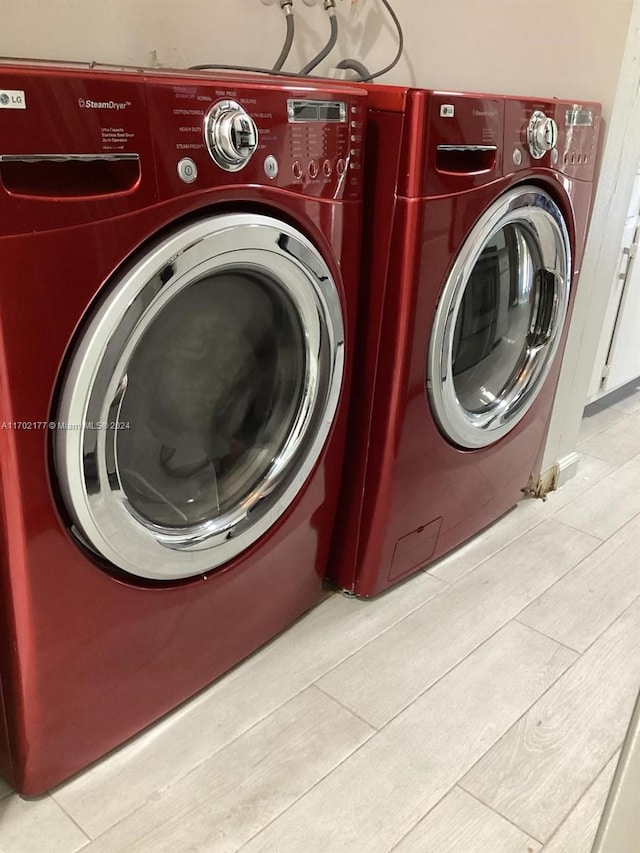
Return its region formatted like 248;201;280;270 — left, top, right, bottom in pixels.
299;11;338;76
272;9;295;72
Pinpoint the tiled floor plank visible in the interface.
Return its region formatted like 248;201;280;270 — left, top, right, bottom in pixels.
518;515;640;651
392;787;542;852
577;410;640;467
553;457;640;540
318;521;597;727
461;599;640;841
596;381;640;416
577;403;627;444
240;622;576;853
80;688;372;852
541;753;619;853
0;794;89;853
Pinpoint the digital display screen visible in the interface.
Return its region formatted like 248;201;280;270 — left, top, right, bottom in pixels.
288;99;346;123
565;108;594;127
294;103;319;121
318;103;343;121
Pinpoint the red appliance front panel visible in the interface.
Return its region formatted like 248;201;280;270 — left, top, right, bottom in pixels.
330;85;601;597
0;62;366;794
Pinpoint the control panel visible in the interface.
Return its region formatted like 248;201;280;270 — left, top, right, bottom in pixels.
505;99;601;181
147;78;366;202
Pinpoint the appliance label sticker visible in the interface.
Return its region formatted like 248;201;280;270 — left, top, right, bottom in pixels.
440;104;455;118
0;89;26;110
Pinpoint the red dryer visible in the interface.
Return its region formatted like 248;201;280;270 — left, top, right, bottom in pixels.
330;85;601;597
0;61;366;794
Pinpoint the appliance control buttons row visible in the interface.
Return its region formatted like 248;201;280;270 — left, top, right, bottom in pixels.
564;151;589;165
177;157;198;184
512;145;589;169
291;158;343;180
349;116;364;171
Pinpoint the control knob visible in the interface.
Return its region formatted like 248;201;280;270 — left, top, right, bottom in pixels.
527;110;558;160
205;100;258;171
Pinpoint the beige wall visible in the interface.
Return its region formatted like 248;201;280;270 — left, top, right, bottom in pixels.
337;0;632;114
1;0;632;122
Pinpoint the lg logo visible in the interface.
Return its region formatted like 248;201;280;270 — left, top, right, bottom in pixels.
0;89;26;109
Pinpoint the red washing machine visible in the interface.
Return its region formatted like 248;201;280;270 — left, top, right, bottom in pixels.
0;61;366;794
330;85;601;597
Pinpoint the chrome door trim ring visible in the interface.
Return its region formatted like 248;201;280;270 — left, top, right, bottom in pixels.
427;185;571;449
55;213;345;580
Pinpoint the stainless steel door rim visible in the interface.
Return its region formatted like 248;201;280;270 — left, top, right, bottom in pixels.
55;213;344;580
428;185;571;449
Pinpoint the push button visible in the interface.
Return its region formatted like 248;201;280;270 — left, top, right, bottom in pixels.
336;158;346;175
292;160;303;179
177;157;198;184
308;159;319;178
264;155;279;179
323;159;332;177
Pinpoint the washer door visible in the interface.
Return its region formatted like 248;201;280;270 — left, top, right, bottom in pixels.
428;186;571;449
55;213;345;580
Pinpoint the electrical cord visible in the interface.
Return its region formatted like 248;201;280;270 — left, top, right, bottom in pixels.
272;1;295;72
299;1;339;76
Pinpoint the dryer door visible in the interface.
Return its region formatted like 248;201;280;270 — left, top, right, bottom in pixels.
428;185;571;449
55;213;344;580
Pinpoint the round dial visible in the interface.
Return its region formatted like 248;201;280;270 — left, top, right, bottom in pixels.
205;100;258;172
527;110;558;160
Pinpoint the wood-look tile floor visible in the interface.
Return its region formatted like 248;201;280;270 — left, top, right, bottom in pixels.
2;382;639;852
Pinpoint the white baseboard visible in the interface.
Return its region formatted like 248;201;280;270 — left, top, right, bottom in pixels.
557;451;580;486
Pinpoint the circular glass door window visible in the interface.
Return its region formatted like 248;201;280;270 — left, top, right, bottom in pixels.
117;270;305;529
55;213;344;580
428;186;571;449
